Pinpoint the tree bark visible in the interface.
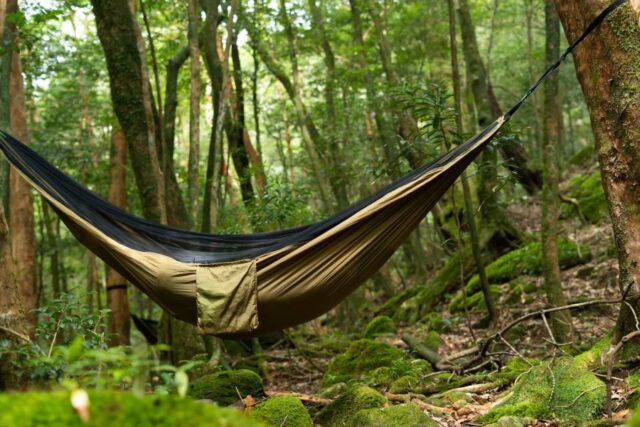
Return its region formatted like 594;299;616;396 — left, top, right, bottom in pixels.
309;0;349;209
541;0;572;342
5;0;37;334
552;1;640;343
0;0;28;389
90;0;167;224
457;0;541;196
188;0;201;226
447;0;497;323
106;126;131;346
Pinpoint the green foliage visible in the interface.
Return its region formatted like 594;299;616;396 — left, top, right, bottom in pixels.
0;390;263;427
252;396;312;427
560;172;608;223
568;145;596;167
351;403;437;427
422;330;442;352
448;285;501;313
481;358;606;424
421;312;452;333
188;369;264;406
315;386;386;427
362;316;397;339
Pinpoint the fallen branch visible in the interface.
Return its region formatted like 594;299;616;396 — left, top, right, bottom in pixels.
385;392;450;415
402;334;459;371
0;324;31;343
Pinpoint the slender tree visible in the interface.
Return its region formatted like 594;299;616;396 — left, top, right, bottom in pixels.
552;1;640;347
447;0;497;323
106;126;131;346
541;0;572;342
187;0;201;226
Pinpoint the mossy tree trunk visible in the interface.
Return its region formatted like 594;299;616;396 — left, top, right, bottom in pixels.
90;0;167;224
541;0;572;343
552;1;640;343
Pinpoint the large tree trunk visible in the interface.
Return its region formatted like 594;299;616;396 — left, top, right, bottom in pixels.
6;0;37;335
552;1;640;343
0;0;28;389
541;0;572;342
90;0;167;224
106;126;130;346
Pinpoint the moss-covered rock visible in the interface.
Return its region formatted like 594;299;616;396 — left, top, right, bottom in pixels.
188;369;264;406
573;334;611;370
448;285;501;313
363;316;397;339
317;382;348;399
0;390;263;427
464;238;590;294
252;396;312;427
486;415;534;427
351;404;437;427
481;358;605;425
315;386;386;427
560;173;608;223
423;331;442;352
322;339;407;387
421;312;452;333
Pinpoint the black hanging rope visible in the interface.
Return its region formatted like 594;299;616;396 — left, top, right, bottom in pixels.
505;0;628;120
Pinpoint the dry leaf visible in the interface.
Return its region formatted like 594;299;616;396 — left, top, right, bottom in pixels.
71;389;90;422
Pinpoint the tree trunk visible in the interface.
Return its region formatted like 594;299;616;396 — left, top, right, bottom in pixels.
457;0;522;251
541;0;572;342
188;0;201;226
90;0;167;224
308;0;349;209
0;0;28;389
5;0;37;335
552;1;640;343
162;45;190;228
106;126;131;346
447;0;497;323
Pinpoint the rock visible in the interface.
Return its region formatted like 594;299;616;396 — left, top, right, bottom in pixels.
315;386;386;427
0;390;263;426
363;316;397;339
252;396;312;427
188;369;264;406
351;403;438;427
481;357;605;424
322;339;407;386
317;382;348;399
389;375;420;394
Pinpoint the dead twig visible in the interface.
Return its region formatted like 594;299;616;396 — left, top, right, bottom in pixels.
266;391;332;406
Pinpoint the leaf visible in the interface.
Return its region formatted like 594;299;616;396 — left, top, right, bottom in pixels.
66;336;85;363
175;370;189;398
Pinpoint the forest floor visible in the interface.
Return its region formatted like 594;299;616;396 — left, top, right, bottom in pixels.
249;177;635;425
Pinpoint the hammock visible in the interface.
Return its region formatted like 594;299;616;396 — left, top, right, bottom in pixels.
0;0;625;338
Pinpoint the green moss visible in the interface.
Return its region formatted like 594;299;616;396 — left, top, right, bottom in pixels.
568;144;596;167
627;372;640;409
0;390;263;427
363;316;397;339
560;173;608;223
485;415;534;427
389;375;419;394
421;312;452;333
188;369;264;406
363;357;433;389
465;238;590;294
252;396;312;427
322;339;407;387
315;386;386;427
423;330;442;352
574;335;611;370
448;285;501;313
351;404;437;427
482;358;605;424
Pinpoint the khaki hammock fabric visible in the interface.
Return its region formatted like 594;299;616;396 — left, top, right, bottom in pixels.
0;119;502;337
0;0;625;338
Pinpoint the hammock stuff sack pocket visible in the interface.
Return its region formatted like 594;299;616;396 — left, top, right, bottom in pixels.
195;259;259;335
